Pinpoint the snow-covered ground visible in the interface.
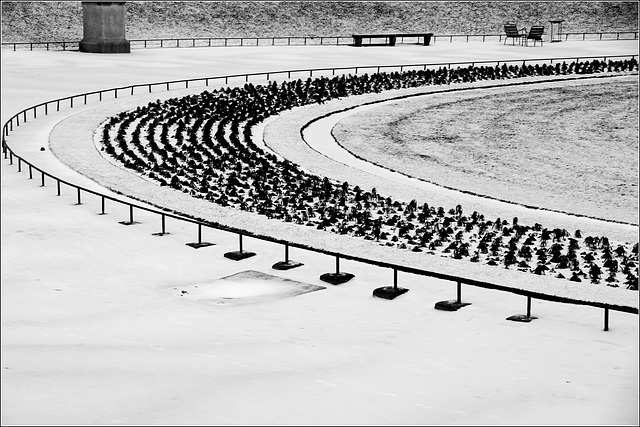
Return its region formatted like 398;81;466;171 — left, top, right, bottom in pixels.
2;40;639;425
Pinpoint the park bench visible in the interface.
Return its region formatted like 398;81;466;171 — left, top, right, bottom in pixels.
524;25;545;46
352;32;434;47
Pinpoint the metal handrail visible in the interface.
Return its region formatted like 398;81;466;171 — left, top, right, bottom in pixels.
2;56;638;330
2;31;637;51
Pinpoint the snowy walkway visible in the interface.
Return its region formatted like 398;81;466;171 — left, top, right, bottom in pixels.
2;41;638;426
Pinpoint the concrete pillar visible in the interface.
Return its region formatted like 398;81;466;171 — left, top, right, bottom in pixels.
79;1;130;53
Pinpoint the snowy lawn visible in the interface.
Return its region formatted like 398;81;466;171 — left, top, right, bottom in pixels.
2;42;638;425
333;76;639;224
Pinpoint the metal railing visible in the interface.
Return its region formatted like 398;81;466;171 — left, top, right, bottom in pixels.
2;31;637;51
563;31;639;41
2;56;638;331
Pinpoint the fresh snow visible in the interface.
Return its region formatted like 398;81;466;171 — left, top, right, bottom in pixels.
2;41;639;425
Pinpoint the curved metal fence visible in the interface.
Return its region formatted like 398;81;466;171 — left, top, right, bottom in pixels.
2;55;638;331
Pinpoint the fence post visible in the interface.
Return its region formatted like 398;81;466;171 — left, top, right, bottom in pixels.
76;188;82;205
56;180;61;195
119;205;137;225
320;254;354;285
223;232;256;260
604;308;609;331
100;196;106;214
152;214;167;236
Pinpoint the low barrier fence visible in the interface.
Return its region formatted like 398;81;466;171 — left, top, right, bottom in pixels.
2;55;638;330
2;31;637;51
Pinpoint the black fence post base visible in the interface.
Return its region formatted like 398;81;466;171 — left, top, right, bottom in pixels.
319;272;354;285
224;250;256;261
118;220;140;226
434;300;472;311
273;260;304;270
506;314;538;322
372;286;409;300
185;242;215;248
506;296;537;322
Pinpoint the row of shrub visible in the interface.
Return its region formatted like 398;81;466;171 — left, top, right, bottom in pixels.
100;58;639;290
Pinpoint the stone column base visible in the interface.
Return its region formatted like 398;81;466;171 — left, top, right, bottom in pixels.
79;39;130;53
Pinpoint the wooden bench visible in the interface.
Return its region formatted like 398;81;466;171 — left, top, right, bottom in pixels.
397;33;434;46
352;33;434;47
